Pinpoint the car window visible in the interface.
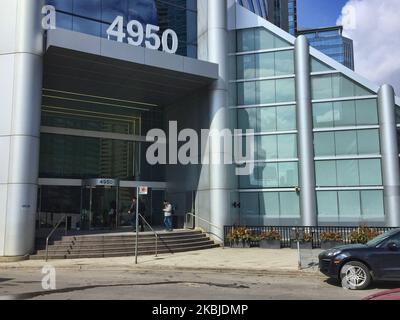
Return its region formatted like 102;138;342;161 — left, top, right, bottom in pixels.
367;229;400;247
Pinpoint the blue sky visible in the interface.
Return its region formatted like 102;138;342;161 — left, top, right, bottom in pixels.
297;0;349;29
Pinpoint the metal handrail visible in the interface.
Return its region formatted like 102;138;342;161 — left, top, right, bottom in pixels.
45;214;68;262
185;212;224;246
138;213;160;257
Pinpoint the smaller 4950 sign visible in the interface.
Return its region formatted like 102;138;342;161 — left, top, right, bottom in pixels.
42;5;179;54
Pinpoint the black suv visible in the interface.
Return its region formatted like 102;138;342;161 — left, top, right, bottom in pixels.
319;229;400;290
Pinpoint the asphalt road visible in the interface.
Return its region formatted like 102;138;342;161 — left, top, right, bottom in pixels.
0;268;396;300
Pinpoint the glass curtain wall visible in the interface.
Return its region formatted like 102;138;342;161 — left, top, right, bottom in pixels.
234;27;300;225
311;62;384;223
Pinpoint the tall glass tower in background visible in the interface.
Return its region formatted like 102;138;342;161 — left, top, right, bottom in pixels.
297;26;355;70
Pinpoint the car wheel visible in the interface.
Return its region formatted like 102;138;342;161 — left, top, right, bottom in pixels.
340;261;371;290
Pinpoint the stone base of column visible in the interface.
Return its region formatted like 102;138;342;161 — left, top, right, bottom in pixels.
0;255;30;263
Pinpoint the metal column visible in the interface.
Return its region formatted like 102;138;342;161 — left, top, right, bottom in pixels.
378;84;400;227
294;35;317;226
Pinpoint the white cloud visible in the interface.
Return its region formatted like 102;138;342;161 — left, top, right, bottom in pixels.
337;0;400;95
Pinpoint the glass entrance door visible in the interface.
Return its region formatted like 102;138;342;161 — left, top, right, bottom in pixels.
81;185;118;230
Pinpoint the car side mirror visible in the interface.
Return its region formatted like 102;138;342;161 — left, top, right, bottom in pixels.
388;242;398;251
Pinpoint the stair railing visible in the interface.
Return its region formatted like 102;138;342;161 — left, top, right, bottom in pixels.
45;214;68;262
185;212;224;248
138;213;174;257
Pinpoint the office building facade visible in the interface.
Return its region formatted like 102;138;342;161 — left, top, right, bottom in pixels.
1;1;399;259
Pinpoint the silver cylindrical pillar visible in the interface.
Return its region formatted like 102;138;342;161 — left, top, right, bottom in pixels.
0;0;44;257
294;35;317;226
378;84;400;227
207;0;233;240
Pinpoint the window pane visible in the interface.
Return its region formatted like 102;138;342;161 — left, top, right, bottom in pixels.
361;191;384;217
276;78;295;103
259;107;276;132
338;191;361;217
333;101;356;127
314;132;335;157
317;192;338;216
257;52;275;78
240;165;260;188
255;28;274;50
258;135;277;159
275;50;294;76
260;163;278;187
357;130;380;155
237;29;255;52
237;55;256;79
312;75;332;100
240;192;259;218
258;80;275;104
237;82;256;105
337;160;359;186
260;192;280;217
332;75;355;98
278;134;297;159
279;192;300;217
356;99;379;125
276;105;296;131
238;108;258;131
315;161;337;186
311;58;333;73
278;162;298;187
313;102;333;128
359;159;382;185
335;131;357;155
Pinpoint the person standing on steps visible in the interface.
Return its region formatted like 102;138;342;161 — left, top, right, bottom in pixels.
162;200;173;232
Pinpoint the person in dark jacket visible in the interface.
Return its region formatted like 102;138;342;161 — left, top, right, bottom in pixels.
128;197;145;232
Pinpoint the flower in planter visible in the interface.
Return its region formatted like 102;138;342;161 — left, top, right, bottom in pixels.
303;232;313;243
260;230;281;241
226;227;253;243
320;231;342;242
349;226;382;244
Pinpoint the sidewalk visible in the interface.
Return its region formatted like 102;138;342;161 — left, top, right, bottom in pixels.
0;248;323;277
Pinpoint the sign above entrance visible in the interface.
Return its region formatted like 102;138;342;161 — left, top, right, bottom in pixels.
139;186;148;195
84;179;118;187
41;6;179;54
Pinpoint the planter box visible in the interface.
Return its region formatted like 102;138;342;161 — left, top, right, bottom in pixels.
290;241;313;250
321;241;343;250
259;239;281;249
230;241;251;248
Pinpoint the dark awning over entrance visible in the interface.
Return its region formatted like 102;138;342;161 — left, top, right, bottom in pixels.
43;29;218;106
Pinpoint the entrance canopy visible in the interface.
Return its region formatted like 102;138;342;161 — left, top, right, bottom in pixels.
44;29;218;106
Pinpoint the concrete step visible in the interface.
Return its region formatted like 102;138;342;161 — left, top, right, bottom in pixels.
31;243;220;260
36;239;216;255
53;234;207;246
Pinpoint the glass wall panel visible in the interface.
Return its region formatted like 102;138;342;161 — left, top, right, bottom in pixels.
279;192;300;216
237;29;255;52
238;108;257;131
275;78;295;103
359;159;382;185
277;134;297;159
238;82;256;105
361;191;384;217
237;55;256;79
335;131;357;155
239;192;259;217
315;161;337;186
317;191;338;217
338;191;361;217
258;80;275;104
259;107;276;132
276;105;296;131
311;57;333;73
278;162;298;187
260;163;278;187
260;192;280;217
313;102;333;128
257;52;275;78
275;50;294;76
357;130;380;155
356;99;379;125
333;101;356;126
337;160;359;186
312;75;332;100
314;132;335;157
